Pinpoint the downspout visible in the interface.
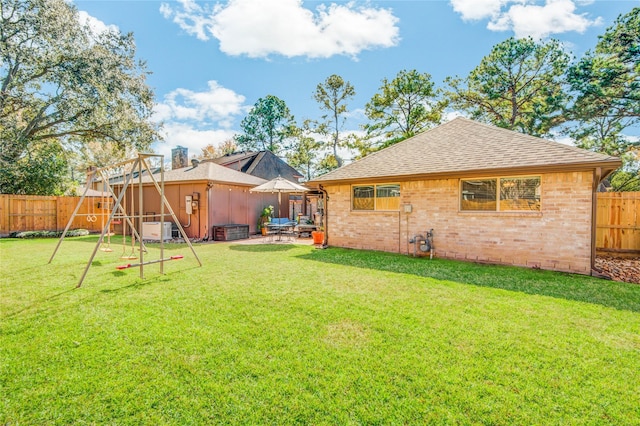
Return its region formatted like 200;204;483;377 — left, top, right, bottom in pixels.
197;192;202;240
207;182;214;240
319;184;329;247
398;211;402;254
591;167;602;276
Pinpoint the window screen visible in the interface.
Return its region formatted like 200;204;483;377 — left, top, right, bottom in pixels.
461;179;497;211
461;177;540;212
376;184;400;210
353;185;375;210
352;184;400;211
500;177;541;211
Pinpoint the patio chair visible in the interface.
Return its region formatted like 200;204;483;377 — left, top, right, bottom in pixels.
295;215;316;238
266;218;297;242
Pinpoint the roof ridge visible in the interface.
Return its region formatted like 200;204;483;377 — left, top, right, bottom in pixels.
246;151;266;174
317;120;453;180
460;117;619;161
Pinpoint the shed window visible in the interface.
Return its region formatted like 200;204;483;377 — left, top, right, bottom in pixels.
353;184;400;211
461;177;540;212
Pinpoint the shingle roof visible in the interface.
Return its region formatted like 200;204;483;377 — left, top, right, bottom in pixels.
139;161;267;186
210;150;304;181
310;117;621;183
211;151;257;167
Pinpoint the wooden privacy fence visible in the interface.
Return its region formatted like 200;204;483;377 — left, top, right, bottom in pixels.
596;192;640;255
2;192;639;254
0;194;107;235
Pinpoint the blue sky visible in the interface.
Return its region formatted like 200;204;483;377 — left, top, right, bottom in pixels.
74;0;639;162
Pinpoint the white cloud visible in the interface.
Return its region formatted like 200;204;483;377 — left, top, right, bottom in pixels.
159;0;213;41
450;0;516;21
442;110;466;122
488;0;600;38
77;10;119;35
153;123;238;161
160;0;400;59
153;81;247;160
451;0;600;39
153;80;246;127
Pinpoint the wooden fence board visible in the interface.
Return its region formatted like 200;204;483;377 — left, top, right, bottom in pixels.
596;192;640;254
0;194;106;235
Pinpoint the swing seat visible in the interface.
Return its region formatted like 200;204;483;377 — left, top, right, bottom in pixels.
116;255;184;270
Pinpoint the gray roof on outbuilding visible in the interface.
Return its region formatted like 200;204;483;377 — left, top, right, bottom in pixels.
139;161;267;186
210;150;303;182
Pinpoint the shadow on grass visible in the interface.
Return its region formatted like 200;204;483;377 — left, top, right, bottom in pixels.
99;277;156;293
298;247;640;313
2;254;201;325
48;234;196;250
229;244;297;253
2;288;83;320
98;258;204;290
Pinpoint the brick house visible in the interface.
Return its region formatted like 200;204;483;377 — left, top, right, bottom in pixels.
308;117;621;275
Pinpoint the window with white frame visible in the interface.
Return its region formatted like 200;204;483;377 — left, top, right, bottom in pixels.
352;184;400;211
461;177;540;211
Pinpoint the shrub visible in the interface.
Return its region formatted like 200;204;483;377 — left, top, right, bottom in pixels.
9;229;90;238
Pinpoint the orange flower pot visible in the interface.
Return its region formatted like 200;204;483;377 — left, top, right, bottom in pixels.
311;231;324;244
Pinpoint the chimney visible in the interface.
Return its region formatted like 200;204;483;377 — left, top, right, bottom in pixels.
171;146;188;170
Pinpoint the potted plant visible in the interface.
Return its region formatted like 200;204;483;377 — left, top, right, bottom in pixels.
311;222;324;245
258;205;274;236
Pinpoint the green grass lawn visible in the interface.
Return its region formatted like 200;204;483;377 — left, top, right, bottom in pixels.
1;236;640;425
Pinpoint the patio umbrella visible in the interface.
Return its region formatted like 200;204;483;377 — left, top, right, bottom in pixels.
250;176;308;219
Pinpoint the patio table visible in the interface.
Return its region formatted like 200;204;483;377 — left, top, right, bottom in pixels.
266;222;297;242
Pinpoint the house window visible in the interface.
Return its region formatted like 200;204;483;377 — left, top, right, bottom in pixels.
353;184;400;211
461;179;497;211
461;177;540;212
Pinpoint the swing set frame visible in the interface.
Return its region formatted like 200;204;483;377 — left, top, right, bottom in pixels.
49;153;202;287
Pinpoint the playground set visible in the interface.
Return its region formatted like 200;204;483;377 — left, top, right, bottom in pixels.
49;153;202;287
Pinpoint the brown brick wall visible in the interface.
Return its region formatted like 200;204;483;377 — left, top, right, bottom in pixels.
324;171;594;274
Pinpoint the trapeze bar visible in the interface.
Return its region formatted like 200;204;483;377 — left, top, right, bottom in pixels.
116;255;184;270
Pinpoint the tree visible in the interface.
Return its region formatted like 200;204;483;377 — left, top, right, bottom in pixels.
315;154;340;176
199;144;218;160
234;95;296;154
567;8;640;191
566;115;639;190
199;139;237;159
0;0;160;195
218;139;238;157
569;8;640;121
364;69;443;143
444;37;570;137
285;121;321;181
314;74;355;168
77;141;139;168
347;133;378;161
